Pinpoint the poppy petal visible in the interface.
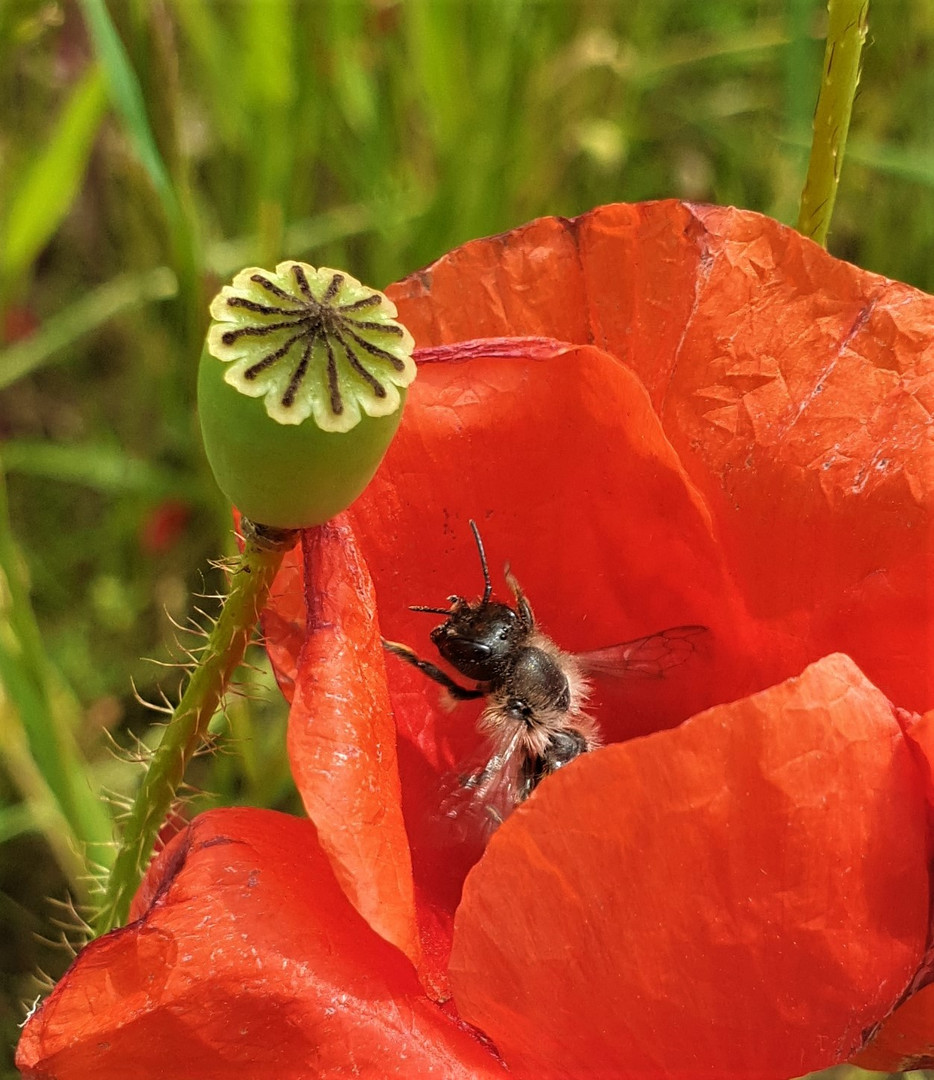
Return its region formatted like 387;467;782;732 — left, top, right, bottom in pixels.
851;981;934;1072
659;204;934;715
901;707;934;811
351;337;744;737
347;338;757;907
849;707;934;1072
449;654;930;1079
384;201;934;711
17;809;502;1080
287;518;419;966
261;538;305;704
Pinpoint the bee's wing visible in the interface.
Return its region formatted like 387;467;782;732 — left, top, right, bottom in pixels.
436;726;525;846
575;624;708;679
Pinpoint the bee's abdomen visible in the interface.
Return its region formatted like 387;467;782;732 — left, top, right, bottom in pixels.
505;645;571;717
519;728;591;800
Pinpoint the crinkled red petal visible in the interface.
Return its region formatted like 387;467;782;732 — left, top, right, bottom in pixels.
262;203;931;923
902;707;934;812
253;201;933;1021
449;654;930;1079
848;707;934;1071
287;517;419;967
852;981;934;1072
383;200;934;713
261;536;305;705
347;339;757;913
16;809;502;1080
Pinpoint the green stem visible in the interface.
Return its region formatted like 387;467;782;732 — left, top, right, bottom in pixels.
94;521;297;935
796;0;869;246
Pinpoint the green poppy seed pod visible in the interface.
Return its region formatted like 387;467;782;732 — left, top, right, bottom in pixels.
198;261;416;528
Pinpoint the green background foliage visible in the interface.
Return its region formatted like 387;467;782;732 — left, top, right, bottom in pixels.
0;1;931;1076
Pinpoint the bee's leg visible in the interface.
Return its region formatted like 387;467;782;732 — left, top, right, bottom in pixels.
381;638;485;700
516;755;541;802
503;563;534;631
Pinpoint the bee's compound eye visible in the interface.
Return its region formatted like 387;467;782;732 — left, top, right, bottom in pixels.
442;639;492;666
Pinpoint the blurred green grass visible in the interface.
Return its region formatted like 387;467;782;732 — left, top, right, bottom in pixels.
0;0;932;1076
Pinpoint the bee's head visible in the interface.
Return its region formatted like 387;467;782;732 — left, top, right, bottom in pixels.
410;519;530;681
427;597;525;680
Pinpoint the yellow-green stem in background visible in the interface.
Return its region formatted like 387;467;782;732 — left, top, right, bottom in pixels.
797;0;869;246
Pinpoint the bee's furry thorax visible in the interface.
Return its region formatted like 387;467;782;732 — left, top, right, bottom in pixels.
478;632;600;759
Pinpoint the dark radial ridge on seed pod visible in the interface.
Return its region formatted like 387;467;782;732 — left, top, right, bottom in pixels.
206;261;417;434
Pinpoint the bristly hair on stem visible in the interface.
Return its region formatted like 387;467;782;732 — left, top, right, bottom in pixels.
797;0;869;246
91;520;298;936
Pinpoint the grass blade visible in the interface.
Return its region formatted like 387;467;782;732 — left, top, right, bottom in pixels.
0;440;195;500
0;267;177;390
0;65;108;293
77;0;176;213
0;469;114;886
77;0;201;350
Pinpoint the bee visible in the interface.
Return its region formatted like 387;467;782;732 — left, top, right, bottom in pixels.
382;521;706;836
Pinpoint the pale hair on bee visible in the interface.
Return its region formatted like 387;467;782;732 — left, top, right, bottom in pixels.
383;520;707;839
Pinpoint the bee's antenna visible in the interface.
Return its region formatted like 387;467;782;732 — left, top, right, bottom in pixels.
410;605;451;615
469;519;492;605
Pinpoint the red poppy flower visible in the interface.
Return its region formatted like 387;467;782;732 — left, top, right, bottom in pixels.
139;498;191;555
18;202;934;1079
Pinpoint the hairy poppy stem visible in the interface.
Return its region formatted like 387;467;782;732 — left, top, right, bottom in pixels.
797;0;869;246
93;522;297;935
